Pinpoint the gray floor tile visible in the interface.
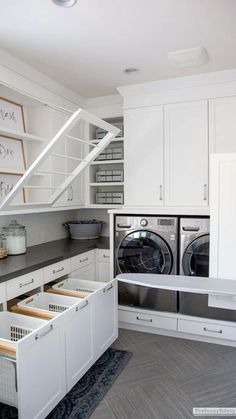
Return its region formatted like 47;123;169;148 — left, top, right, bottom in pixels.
91;328;236;419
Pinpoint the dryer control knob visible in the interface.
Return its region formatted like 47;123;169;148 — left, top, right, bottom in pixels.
140;218;148;227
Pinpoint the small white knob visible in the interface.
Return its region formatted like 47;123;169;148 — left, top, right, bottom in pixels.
140;218;148;227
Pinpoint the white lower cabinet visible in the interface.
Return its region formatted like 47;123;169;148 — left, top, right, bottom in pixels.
64;298;94;392
97;249;111;282
70;250;96;281
0;313;66;419
93;280;118;358
178;318;236;341
119;307;178;331
0;274;118;418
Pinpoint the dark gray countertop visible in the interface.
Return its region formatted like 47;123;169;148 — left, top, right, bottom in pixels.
0;237;109;283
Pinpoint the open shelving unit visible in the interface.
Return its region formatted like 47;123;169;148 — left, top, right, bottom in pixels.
87;116;124;208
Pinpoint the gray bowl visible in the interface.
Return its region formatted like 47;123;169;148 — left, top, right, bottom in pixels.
63;220;103;240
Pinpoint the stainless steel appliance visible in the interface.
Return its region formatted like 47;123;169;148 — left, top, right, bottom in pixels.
115;215;178;312
179;217;236;321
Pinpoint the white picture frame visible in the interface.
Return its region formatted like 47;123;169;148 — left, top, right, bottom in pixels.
0;173;25;205
0;136;26;173
0;97;25;132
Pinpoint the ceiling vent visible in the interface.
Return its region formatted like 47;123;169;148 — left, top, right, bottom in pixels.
168;47;208;68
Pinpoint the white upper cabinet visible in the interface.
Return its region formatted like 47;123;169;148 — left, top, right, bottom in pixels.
124;106;164;206
164;101;208;207
209;97;236;153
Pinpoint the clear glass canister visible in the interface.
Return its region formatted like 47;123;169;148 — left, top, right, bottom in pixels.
0;234;7;259
3;220;27;255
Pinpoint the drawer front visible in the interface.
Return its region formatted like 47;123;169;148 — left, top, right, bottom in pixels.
0;282;6;303
7;269;43;300
44;259;71;284
71;250;95;272
97;249;110;262
69;265;96;281
178;319;236;341
119;309;177;331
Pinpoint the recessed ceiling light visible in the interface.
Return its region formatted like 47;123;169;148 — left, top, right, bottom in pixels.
123;68;140;75
168;47;208;68
52;0;78;7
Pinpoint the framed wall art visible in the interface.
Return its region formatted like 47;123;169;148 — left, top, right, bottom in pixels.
0;97;26;132
0;173;25;205
0;136;26;173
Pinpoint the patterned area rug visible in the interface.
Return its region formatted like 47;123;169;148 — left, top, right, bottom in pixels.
0;348;132;419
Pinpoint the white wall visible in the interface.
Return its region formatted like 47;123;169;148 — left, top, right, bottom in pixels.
0;210;77;247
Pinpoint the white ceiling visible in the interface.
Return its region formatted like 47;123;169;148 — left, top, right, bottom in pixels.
0;0;236;98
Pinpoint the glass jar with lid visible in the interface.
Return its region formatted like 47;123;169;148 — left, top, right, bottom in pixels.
0;233;7;259
3;220;27;255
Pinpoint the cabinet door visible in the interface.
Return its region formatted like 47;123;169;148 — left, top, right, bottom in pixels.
17;317;66;419
210;153;236;280
164;101;208;206
124;106;164;206
209;97;236;153
69;264;96;281
93;279;118;359
65;299;93;392
98;262;110;283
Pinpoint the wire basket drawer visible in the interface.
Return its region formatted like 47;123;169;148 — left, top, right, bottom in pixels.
16;292;81;318
0;312;47;408
50;278;106;298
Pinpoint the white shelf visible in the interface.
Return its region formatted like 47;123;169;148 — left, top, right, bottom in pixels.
91;159;124;165
0;168;25;175
0;126;45;142
90;137;124;144
90;182;124;187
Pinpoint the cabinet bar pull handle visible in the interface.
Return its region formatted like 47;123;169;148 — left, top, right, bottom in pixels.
103;284;113;293
53;267;64;274
103;254;109;258
203;184;208;201
203;327;222;334
19;278;34;288
35;324;53;341
117;224;132;229
80;257;88;263
159;185;163;201
136;316;153;323
76;300;89;311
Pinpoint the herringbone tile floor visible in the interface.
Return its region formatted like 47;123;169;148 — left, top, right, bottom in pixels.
91;329;236;419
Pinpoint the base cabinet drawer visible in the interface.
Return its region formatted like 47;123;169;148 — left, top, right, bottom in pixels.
178;319;236;341
44;259;71;284
119;309;178;331
71;250;95;272
6;269;43;300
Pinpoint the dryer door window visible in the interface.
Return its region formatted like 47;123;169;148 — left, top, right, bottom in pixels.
182;234;209;277
117;230;172;274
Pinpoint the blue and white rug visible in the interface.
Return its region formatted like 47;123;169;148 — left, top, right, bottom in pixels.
0;348;132;419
